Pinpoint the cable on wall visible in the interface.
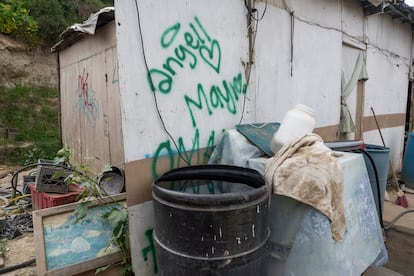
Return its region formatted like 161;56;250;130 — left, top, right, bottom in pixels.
281;0;294;77
239;0;268;124
134;0;190;166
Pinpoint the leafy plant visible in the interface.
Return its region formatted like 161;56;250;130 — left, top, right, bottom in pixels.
26;0;80;46
22;147;42;165
0;85;61;165
54;147;132;275
0;238;5;256
0;0;114;47
0;0;39;44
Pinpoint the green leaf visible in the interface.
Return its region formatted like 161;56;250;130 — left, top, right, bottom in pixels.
76;189;89;201
53;170;66;179
53;156;66;164
95;264;111;274
74;201;91;223
102;164;113;173
80;181;91;189
105;208;126;226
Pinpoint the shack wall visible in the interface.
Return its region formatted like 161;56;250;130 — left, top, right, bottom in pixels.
115;1;413;274
59;22;124;173
115;0;412;204
116;0;249;204
116;0;411;207
363;13;411;169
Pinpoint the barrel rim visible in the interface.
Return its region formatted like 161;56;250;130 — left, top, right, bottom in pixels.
152;183;268;206
364;144;390;152
153;164;267;206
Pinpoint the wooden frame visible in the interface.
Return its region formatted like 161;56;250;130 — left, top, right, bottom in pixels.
33;193;126;275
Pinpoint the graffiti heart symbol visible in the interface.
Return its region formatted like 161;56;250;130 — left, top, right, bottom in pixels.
199;39;221;74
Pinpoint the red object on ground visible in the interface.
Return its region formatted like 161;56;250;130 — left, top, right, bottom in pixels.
359;139;366;150
29;183;83;210
395;191;409;208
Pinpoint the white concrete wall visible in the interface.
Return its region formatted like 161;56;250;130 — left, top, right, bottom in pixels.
115;0;412;170
254;0;412;169
116;0;248;164
253;0;342;127
115;1;413;274
364;13;412;169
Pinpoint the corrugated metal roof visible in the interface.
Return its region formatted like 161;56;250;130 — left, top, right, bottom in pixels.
360;0;414;28
51;7;115;52
51;2;414;53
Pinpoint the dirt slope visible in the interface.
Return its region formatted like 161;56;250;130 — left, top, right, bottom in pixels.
0;34;57;88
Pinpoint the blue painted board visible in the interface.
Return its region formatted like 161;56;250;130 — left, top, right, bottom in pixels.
43;202;122;270
236;122;280;156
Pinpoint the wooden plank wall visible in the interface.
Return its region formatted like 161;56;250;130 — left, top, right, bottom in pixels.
59;22;124;173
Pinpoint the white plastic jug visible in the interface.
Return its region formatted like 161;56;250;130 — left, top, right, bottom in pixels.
270;104;315;154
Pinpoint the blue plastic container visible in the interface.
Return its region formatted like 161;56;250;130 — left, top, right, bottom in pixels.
362;144;390;218
402;132;414;188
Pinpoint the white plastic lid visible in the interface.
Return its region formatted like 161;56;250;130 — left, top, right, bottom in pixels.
295;104;315;117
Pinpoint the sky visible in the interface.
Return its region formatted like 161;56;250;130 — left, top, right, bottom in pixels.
405;0;414;6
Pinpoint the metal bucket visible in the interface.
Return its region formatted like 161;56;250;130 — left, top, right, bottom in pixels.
98;166;125;195
152;165;270;275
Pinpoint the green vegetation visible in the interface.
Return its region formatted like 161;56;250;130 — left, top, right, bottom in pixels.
0;86;61;165
0;238;5;258
55;147;132;275
0;0;114;47
0;0;39;43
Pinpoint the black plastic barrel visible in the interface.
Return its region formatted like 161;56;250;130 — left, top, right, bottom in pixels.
152;165;270;276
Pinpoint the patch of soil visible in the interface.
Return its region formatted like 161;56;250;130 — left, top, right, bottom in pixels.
1;166;36;275
0;166;21;180
2;234;36;276
0;142;33;151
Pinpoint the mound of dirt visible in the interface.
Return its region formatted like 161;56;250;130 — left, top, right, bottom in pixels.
0;34;57;88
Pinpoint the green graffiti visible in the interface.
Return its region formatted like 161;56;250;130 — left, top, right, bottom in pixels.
205;130;215;155
184;31;200;50
205;131;216;194
185;84;213;127
180;179;200;194
208;81;237;114
175;45;197;69
163;57;183;76
151;129;215;179
210;86;224;108
194;16;211;42
162;130;215;194
221;80;237;105
161;22;181;48
148;17;221;94
148;16;245;188
186;16;211;45
152;140;174;179
185;72;246;128
142;228;158;274
147;69;173;94
189;23;205;44
177;128;199;166
199;39;221;74
229;73;247;101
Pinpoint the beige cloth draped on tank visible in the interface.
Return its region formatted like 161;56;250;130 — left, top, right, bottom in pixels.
264;133;345;241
